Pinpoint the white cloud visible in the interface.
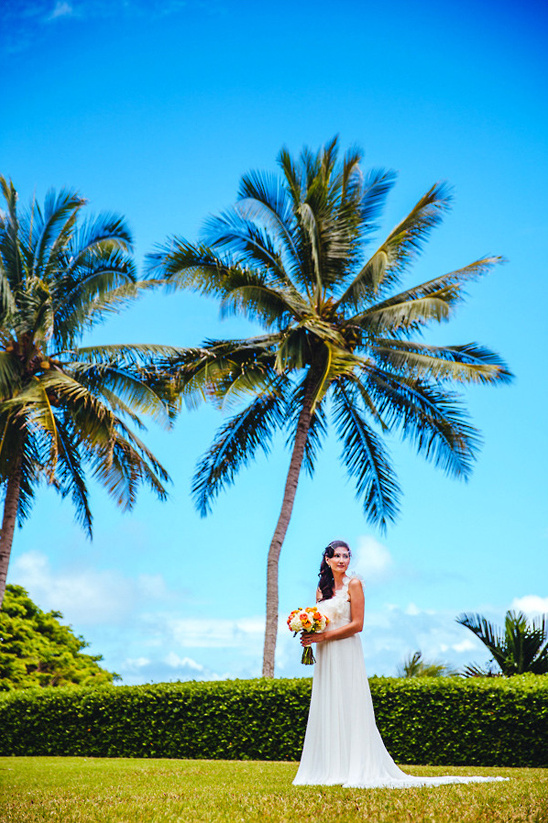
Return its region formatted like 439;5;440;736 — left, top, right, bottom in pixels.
48;2;73;20
452;639;477;653
353;535;394;582
138;574;171;600
164;653;206;671
125;657;151;669
163;615;265;649
10;550;171;626
118;652;228;685
404;602;435;616
357;602;491;676
510;595;548;615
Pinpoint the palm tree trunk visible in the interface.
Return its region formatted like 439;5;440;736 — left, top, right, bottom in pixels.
262;380;315;678
0;455;22;607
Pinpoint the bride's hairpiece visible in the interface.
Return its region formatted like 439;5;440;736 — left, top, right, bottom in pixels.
325;539;351;555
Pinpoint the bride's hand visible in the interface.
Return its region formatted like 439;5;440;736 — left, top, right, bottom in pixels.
301;632;325;646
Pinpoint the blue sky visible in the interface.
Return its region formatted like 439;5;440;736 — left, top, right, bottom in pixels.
2;0;547;683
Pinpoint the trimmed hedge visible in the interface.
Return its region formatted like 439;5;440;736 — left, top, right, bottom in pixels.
0;675;546;766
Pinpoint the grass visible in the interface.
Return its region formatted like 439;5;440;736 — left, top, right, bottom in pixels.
0;758;546;823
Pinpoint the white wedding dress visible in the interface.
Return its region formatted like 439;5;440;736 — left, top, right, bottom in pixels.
293;576;507;789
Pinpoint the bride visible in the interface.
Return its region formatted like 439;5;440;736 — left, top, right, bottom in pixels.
293;540;507;788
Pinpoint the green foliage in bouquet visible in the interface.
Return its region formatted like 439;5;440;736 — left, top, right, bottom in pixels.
0;584;119;690
0;675;546;766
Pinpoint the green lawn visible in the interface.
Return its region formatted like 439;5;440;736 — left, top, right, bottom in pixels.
0;757;546;823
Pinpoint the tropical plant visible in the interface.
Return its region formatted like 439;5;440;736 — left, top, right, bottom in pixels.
457;610;548;676
398;650;458;678
0;584;119;689
148;137;512;677
0;177;181;605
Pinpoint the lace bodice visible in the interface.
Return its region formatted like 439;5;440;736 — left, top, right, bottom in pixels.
317;575;352;629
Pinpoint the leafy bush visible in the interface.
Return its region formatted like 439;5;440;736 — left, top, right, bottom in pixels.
0;675;546;766
370;674;548;766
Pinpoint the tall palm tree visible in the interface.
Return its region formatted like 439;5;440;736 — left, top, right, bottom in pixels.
457;611;548;676
148;138;512;677
0;176;181;606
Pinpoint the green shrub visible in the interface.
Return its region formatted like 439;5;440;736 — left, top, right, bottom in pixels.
0;675;546;766
369;674;548;766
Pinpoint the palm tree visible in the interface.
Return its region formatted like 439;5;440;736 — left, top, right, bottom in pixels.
0;176;181;606
398;650;458;677
148;138;512;677
457;611;548;676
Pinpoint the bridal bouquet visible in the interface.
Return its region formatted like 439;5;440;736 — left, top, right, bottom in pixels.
287;607;329;665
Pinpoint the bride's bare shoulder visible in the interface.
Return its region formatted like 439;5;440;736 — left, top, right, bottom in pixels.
348;576;364;592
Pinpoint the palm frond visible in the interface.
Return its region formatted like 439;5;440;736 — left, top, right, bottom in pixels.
13;431;41;525
297;201;323;296
399;650;457;677
371;340;513;385
54;256;138;346
461;662;494;678
26;373;115;449
0;265;17;318
364;366;479;477
335;182;453;310
0;352;22;401
168;336;280;409
145;241;235;294
274;327;313;374
91;385;146;430
31;189;85;278
357;168;398;235
456;612;506;669
332;381;400;528
358;257;504;315
32;381;59;475
458;610;548;676
1;381;60;476
278;145;303;213
359;294;453;333
114;419;170;484
203;206;303;297
218;283;303;329
62;364;171;428
91;430;168;510
0;177;23;292
54;417;93;537
192;382;288;516
0;413;42;525
503;611;548;674
72;342;188;366
216;363;282;412
41;209;80;282
67;213;133;268
343;371;388;431
236;170;302;276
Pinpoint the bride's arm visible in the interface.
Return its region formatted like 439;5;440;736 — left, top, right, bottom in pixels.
302;579;364;645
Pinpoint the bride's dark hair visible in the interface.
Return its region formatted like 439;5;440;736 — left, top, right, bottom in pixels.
318;540;351;601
